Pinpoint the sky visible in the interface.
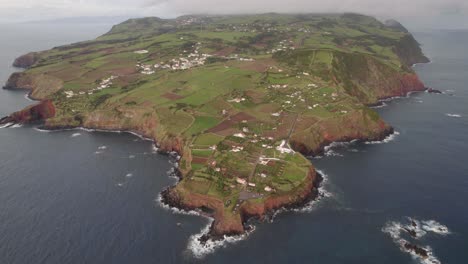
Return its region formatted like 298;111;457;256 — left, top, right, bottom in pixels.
0;0;467;29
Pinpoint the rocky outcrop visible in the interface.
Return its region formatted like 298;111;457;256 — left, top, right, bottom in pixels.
3;72;34;90
240;167;321;219
13;52;39;68
394;34;430;67
161;187;245;238
332;52;426;104
162;166;321;240
427;88;442;94
3;72;63;100
0;100;55;125
289;109;394;156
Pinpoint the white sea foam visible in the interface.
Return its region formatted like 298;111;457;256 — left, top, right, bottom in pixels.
421;220;450;235
156;194;202;216
323;141;353;157
446;113;461;118
71;133;82;137
10;124;23;128
24;93;34;101
371;102;388;109
33;127;51;132
324;149;344;157
94;151;103;155
98;145;107;150
294;169;332;213
365;131;400;145
152;144;159;153
186;220;253;259
125;173;133;178
0;122;13;128
382;218;450;264
117;183;124;187
128;155;136;159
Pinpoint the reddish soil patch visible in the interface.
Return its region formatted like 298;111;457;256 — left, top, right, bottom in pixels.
207;120;232;133
208;112;255;133
162;92;184;100
267;161;276;167
245;90;265;104
192;157;208;164
230;112;255;122
294;116;318;131
110;67;138;76
214;47;236;56
238;58;276;73
257;103;279;113
253;43;267;49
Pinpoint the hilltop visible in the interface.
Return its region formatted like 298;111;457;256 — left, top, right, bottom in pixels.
1;13;428;241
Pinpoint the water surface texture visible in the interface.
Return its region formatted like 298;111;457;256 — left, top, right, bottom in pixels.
0;23;466;264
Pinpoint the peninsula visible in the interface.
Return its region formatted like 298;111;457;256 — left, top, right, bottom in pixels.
0;13;428;241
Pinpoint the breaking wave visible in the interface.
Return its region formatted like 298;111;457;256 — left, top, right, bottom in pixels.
382;217;450;264
365;131;400;145
152;144;159;153
293;169;333;213
446;113;461;118
370;102;388;109
10;124;23;128
186;221;254;259
0;122;13;128
322;141;359;157
155;194;201;217
71;133;82;137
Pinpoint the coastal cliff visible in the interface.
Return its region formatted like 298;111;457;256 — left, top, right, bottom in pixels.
12;52;39;68
0;13;429;241
0;100;55;125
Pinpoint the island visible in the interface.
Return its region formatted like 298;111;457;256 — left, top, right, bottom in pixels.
0;13;428;241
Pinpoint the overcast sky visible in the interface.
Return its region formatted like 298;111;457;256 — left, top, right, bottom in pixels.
0;0;467;29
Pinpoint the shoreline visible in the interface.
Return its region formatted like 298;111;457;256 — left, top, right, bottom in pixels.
0;90;407;243
0;49;432;252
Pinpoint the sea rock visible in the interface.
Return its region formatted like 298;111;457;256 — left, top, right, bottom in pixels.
403;242;429;258
427;88;443;94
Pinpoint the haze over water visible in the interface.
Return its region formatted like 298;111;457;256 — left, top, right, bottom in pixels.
0;22;466;264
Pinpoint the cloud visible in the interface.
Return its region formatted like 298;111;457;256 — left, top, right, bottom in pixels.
0;0;467;28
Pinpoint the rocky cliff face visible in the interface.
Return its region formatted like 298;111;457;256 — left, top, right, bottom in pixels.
332;52;426;105
0;100;55;125
3;72;62;100
13;52;39;68
162;166;321;239
289;109;394;156
394;34;430;67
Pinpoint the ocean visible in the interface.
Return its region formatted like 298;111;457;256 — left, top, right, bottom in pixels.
0;22;466;264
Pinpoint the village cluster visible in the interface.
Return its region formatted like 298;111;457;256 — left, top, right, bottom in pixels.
267;39;296;54
64;75;117;98
134;44;256;75
134;43;212;74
